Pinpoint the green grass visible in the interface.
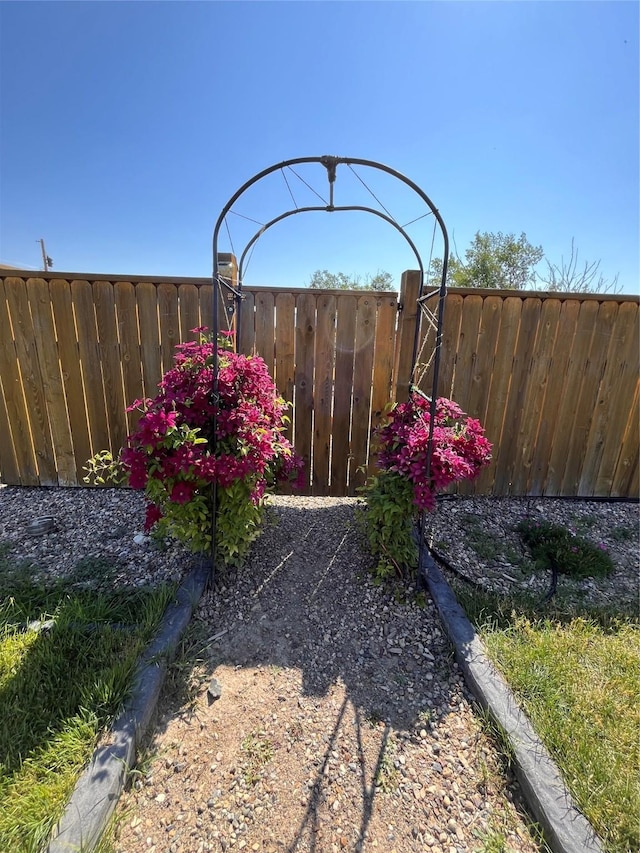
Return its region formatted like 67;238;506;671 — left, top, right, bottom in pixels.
455;585;640;853
0;546;174;853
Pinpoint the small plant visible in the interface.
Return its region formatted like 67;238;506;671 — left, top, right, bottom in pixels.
360;394;492;580
85;329;303;566
358;470;418;583
240;731;273;785
459;514;524;566
609;525;636;543
374;737;399;793
516;518;614;579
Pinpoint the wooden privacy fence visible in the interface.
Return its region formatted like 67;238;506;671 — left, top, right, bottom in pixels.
0;270;638;498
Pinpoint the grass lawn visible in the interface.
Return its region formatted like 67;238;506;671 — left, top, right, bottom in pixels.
456;586;640;853
0;544;173;853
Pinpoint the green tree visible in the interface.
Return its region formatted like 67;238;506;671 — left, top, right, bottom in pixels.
308;269;395;291
429;232;543;290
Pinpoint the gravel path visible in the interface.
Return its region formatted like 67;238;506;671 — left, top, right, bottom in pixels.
109;497;542;853
0;487;636;853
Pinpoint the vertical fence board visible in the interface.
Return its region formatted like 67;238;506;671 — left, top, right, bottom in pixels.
457;295;501;496
474;297;522;493
528;299;580;495
94;281;128;455
254;291;275;374
560;300;618;495
6;277;57;484
370;294;398;436
0;278;37;484
199;284;214;339
511;298;562;494
350;295;376;493
493;298;542;494
466;295;502;425
312;294;336;495
29;278;77;485
586;302;639;495
72;280;110;456
137;282;162;399
158;283;179;374
294;293;316;492
331;295;357;496
436;293;464;399
274;293;295;444
451;295;484;412
544;300;600;495
611;382;639;497
0;378;19;485
51;279;93;479
413;291;441;395
115;282;145;432
238;290;256;355
178;283;201;343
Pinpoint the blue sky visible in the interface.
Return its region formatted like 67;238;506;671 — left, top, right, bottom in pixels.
1;1;638;293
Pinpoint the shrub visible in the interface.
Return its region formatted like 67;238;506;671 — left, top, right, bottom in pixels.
85;330;302;565
516;518;615;580
360;393;492;580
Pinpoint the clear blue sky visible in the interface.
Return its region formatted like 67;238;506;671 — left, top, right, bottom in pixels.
1;1;638;293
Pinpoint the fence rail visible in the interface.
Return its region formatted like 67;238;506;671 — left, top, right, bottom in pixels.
0;270;637;498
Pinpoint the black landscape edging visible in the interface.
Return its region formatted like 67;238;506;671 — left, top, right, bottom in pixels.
420;548;604;853
46;560;211;853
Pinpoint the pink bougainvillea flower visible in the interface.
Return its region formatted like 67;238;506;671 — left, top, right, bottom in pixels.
374;392;492;511
144;502;164;532
114;327;304;558
169;481;195;504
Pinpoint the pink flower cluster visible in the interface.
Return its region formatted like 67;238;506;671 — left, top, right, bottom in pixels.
120;330;303;532
376;393;492;511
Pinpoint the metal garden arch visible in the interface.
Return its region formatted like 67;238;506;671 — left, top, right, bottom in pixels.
209;155;450;578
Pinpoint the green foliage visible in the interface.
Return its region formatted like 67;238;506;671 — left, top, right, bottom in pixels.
374;736;400;793
240;731;273;785
482;617;640;853
0;554;173;852
308;268;395;291
82;450;128;487
430;231;543;290
216;479;266;564
609;524;636;543
429;230;618;294
84;330;301;567
358;470;418;583
516;518;615;579
459;514;523;566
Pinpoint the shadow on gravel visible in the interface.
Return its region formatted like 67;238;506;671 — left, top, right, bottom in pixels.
142;502;536;853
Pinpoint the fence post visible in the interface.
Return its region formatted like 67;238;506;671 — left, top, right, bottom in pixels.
216;253;238;339
393;270;421;403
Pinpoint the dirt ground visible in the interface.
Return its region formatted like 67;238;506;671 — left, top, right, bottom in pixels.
108;499;544;853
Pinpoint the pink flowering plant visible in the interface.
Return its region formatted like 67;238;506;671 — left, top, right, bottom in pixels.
85;329;302;565
361;392;492;581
